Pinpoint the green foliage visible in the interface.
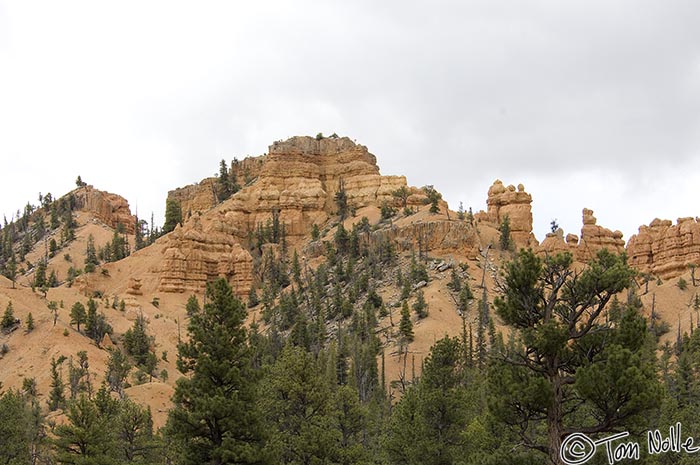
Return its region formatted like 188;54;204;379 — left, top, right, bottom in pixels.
498;215;513;251
70;301;87;332
399;301;414;343
84;234;98;273
105;348;131;398
413;289;428;319
491;249;661;463
423;185;442;214
26;312;34;332
124;315;151;367
0;388;48;465
185;294;200;316
311;223;320;241
380;201;396;220
392;186;410;208
167;278;267;464
48;356;65;411
33;259;47;288
163;198;182;234
261;345;337;464
1;301;15;329
335;179;349;220
678;277;689;291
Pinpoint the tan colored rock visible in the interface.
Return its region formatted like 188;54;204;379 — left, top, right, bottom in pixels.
627;217;700;279
577;209;625;261
157;215;253;299
126;277;143;296
483;179;536;248
73;186;137;233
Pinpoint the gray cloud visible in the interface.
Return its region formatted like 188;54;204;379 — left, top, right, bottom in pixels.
1;1;699;242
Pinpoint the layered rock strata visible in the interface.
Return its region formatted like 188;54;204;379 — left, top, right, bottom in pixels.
477;180;537;249
627;217;700;279
73;186;137;233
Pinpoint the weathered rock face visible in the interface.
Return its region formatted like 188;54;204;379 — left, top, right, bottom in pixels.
577;208;625;261
627;217;700;279
168;177;219;219
219;136;421;242
479;180;536;248
538;228;578;256
168;155;267;218
74;186;137;233
158;215;253;298
159;136;441;295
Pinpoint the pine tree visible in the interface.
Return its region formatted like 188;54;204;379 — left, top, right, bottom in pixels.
399;301;414;343
498;215;513;251
163;198;182;234
490;249;662;464
84;234;98;273
26;312;35;332
33;259;47;289
70;302;87;332
1;301;15;329
413;289;428;319
48;357;65;411
124;314;151;367
185;294;200;316
105;348;131;398
166;278;267;465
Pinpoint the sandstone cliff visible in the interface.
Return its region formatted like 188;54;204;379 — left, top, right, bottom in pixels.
627;217;700;279
476;180;537;249
158;136;427;295
158;214;253;298
73;185;137;233
168;155;267;217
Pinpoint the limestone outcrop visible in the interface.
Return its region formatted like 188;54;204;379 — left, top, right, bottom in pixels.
627;217;700;279
158;215;253;298
73;186;137;233
577;208;625;261
478;180;536;248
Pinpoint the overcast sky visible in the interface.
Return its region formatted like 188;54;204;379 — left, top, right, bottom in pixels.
1;1;699;242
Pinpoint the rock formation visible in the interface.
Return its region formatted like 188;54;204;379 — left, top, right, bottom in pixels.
158;215;253;298
627;217;700;279
478;180;536;248
168;155;268;218
577;208;625;261
215;136;423;242
73;185;137;233
168;177;219;219
158;136;438;295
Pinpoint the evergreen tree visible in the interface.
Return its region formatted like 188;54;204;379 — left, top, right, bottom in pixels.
335;179;349;220
261;345;338;465
399;301;414;343
166;278;267;465
490;249;662;464
53;394;115;463
26;312;35;332
163;198;182;234
413;289;428;319
387;337;472;465
48;356;66;411
85;234;98;273
124;314;151;366
34;259;47;289
0;389;48;465
70;301;87;332
105;348;131;398
1;301;15;329
498;215;513;251
185;294;200;316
